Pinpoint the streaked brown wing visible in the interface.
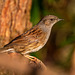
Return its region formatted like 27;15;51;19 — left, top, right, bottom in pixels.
4;25;46;54
4;33;39;52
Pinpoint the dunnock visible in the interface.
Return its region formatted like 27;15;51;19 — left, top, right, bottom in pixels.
0;15;63;55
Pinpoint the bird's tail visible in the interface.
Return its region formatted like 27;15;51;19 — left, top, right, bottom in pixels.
0;48;6;53
0;47;14;53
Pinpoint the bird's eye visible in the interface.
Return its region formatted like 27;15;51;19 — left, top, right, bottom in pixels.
50;19;54;21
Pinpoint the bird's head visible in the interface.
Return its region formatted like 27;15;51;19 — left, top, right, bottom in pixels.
38;15;63;29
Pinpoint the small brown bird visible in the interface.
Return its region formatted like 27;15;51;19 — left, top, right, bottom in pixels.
0;15;63;55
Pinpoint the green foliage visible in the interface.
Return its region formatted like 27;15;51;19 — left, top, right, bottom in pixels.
31;0;40;25
47;0;55;3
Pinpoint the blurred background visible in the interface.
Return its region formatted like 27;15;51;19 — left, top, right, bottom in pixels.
30;0;75;74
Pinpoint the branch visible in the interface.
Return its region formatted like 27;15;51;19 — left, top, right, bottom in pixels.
0;53;47;75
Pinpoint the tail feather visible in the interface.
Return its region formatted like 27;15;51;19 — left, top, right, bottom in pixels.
0;48;15;53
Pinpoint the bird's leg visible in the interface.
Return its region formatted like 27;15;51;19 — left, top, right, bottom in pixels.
24;55;38;62
24;55;47;69
24;54;42;69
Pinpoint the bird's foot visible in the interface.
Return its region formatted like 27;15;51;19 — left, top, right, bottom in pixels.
24;55;42;68
24;55;37;62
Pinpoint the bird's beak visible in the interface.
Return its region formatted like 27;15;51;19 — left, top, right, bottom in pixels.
58;19;64;21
